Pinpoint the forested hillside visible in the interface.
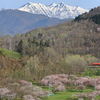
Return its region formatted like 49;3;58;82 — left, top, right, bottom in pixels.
0;6;100;81
75;6;100;24
1;6;100;100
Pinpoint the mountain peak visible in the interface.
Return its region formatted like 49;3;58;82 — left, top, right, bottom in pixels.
18;2;89;19
28;2;32;4
25;2;33;5
60;2;66;6
50;3;57;6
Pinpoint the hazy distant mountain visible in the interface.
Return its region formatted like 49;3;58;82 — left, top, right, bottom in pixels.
18;2;89;19
0;9;67;35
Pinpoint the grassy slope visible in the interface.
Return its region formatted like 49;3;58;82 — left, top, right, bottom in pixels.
0;48;21;59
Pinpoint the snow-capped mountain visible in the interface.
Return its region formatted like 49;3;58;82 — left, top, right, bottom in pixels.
18;2;89;19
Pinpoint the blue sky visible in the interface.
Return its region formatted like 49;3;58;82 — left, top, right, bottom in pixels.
0;0;99;10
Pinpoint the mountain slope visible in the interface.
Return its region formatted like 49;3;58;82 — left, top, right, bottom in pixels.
18;2;89;19
0;9;67;35
9;6;100;58
0;6;100;81
75;6;100;24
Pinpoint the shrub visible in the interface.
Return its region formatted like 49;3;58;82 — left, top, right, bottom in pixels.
76;85;86;90
54;85;66;92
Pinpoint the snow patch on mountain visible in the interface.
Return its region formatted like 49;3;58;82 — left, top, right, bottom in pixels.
18;2;89;19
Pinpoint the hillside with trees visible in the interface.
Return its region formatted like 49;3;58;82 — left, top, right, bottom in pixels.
75;6;100;24
0;6;100;100
0;6;100;79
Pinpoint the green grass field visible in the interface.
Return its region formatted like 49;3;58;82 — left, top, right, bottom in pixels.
33;83;96;100
0;48;21;59
43;91;77;100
